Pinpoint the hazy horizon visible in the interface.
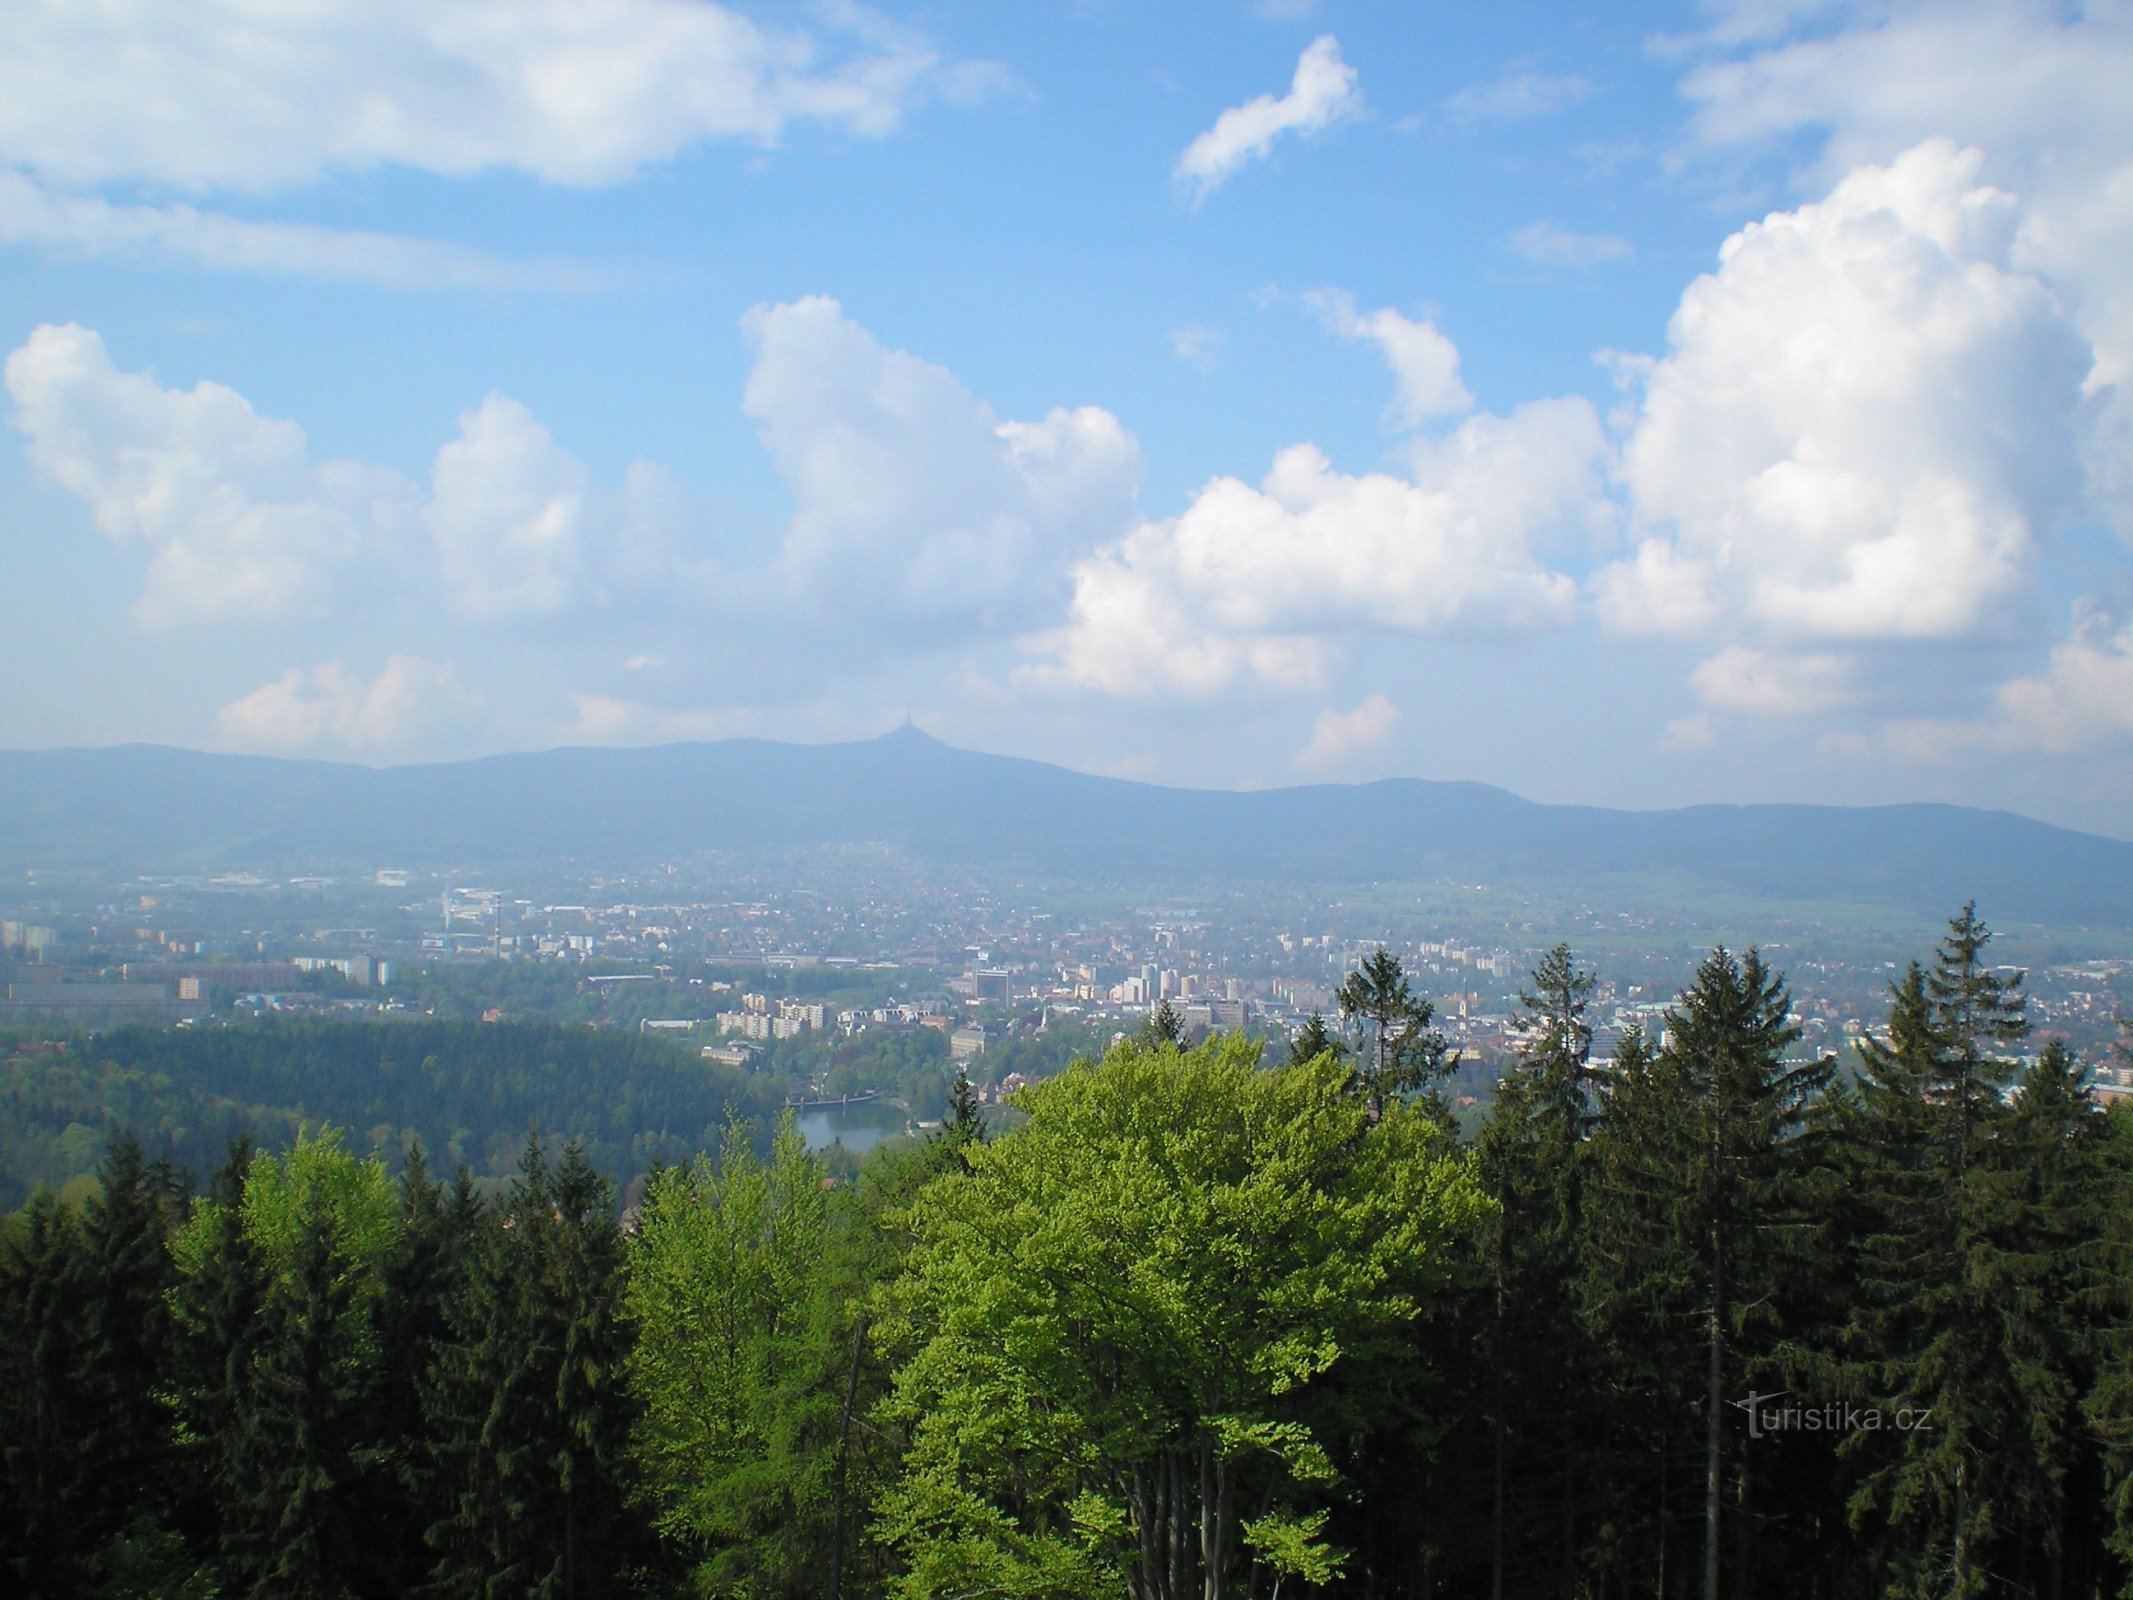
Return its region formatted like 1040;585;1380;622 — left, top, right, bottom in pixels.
8;721;2133;846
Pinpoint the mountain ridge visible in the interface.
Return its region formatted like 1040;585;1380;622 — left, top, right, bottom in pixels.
2;729;2129;927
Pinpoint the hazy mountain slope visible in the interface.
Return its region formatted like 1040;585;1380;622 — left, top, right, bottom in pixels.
3;726;2129;926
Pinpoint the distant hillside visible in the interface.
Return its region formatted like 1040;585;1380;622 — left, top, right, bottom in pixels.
3;726;2132;926
0;1019;777;1206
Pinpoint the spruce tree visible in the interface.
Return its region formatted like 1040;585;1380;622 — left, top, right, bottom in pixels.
1582;1022;1706;1597
942;1067;985;1158
545;1141;635;1598
1846;905;2045;1597
1585;949;1822;1600
1335;948;1453;1117
422;1183;538;1598
1285;1010;1346;1068
424;1139;636;1599
74;1133;183;1551
2091;1082;2133;1585
0;1188;93;1597
1475;944;1599;1599
224;1205;379;1599
2007;1041;2115;1595
0;1132;188;1596
166;1135;266;1568
376;1144;472;1593
1139;1000;1185;1047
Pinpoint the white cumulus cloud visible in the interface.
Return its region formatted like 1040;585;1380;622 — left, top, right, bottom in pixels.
0;0;1004;192
8;323;704;629
1025;396;1605;697
1597;141;2091;645
742;296;1141;635
428;396;598;622
1688;645;1853;715
1676;0;2133;538
1875;608;2133;762
5;323;417;626
1305;291;1471;428
217;656;479;757
1297;693;1400;769
1175;35;1362;200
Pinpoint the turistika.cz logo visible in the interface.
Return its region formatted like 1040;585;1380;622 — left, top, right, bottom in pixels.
1732;1391;1934;1440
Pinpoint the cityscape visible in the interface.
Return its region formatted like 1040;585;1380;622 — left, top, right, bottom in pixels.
8;851;2131;1140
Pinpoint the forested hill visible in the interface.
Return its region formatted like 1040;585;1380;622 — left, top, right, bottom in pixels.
4;726;2133;925
0;1019;777;1206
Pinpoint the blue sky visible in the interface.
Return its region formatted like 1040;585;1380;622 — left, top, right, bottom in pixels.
4;1;2133;837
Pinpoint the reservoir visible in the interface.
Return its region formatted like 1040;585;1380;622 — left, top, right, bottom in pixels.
798;1098;908;1154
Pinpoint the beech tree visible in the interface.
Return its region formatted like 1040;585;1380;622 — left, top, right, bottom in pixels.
874;1033;1491;1600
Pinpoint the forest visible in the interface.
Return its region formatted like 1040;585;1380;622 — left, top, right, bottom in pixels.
0;1019;780;1205
5;904;2133;1600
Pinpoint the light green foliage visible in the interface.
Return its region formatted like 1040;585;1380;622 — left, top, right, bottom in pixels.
873;1033;1492;1600
172;1129;397;1333
160;1128;404;1596
626;1116;831;1560
238;1131;399;1287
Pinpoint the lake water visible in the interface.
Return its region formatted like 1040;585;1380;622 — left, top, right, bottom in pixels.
797;1100;908;1154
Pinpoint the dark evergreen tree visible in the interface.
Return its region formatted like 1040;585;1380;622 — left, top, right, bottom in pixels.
2091;1093;2133;1587
2006;1040;2116;1597
422;1188;538;1599
375;1144;474;1593
1585;950;1825;1600
941;1066;985;1157
166;1135;266;1569
424;1139;636;1599
1845;905;2057;1597
1284;1009;1346;1068
0;1132;189;1597
1139;1000;1185;1047
1582;1023;1709;1597
223;1205;382;1599
1335;948;1454;1117
74;1133;184;1546
545;1141;636;1597
1475;944;1599;1599
0;1188;93;1597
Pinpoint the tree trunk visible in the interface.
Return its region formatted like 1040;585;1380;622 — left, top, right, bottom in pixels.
1200;1434;1221;1600
1703;1227;1723;1600
1656;1447;1667;1600
829;1316;866;1600
1731;1461;1748;1600
1953;1456;1969;1598
1561;1449;1577;1600
1493;1257;1507;1600
564;1483;578;1600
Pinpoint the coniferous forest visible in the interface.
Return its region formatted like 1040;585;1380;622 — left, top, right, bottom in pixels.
7;906;2133;1600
